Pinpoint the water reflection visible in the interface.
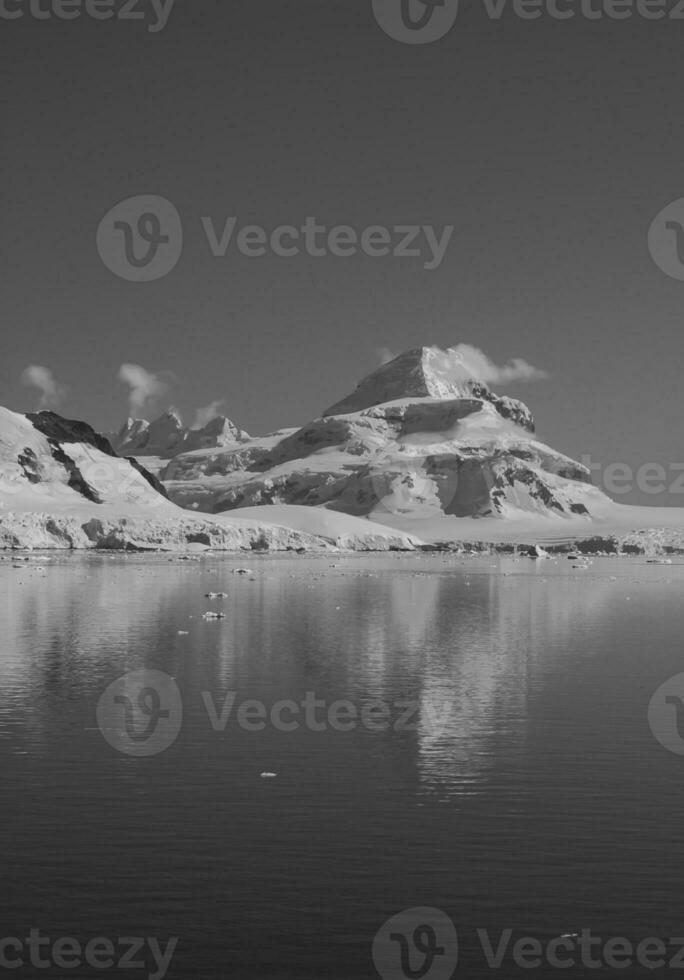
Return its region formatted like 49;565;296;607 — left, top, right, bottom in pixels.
0;553;672;797
3;554;684;974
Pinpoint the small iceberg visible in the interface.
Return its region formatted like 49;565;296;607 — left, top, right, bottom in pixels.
526;545;550;559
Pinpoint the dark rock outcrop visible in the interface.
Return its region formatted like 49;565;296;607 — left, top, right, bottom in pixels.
28;411;168;499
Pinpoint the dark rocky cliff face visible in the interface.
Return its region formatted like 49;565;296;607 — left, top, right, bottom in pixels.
469;385;535;433
27;411;169;500
28;411;119;456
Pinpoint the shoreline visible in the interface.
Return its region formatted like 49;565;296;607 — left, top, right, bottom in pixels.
2;533;684;557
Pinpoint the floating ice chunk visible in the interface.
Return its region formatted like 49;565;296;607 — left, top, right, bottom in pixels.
526;545;549;559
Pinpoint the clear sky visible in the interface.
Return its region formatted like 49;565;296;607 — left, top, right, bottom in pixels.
2;0;683;504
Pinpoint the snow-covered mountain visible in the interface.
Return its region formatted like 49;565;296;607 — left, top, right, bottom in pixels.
160;347;607;522
108;411;250;461
2;408;170;511
324;346;536;431
3;342;684;552
0;407;417;551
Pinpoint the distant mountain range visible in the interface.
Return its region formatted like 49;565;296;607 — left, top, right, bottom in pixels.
0;406;415;551
151;347;608;522
3;347;684;552
107;412;250;465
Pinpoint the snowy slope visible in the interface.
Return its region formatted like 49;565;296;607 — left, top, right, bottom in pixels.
370;503;684;551
161;394;602;522
0;408;417;551
153;345;684;551
233;505;422;551
11;342;680;553
0;407;172;516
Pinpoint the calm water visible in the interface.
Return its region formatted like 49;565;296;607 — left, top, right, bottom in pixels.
2;552;684;979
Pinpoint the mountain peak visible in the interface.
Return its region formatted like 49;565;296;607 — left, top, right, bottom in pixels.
324;346;535;431
108;410;249;459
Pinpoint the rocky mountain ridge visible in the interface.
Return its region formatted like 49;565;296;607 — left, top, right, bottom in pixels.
3;340;684;551
108;411;250;460
324;347;536;431
157;347;603;522
0;406;416;551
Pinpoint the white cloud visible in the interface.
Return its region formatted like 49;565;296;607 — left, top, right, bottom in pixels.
377;347;396;367
118;364;170;416
446;344;549;385
21;365;68;409
192;399;225;430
